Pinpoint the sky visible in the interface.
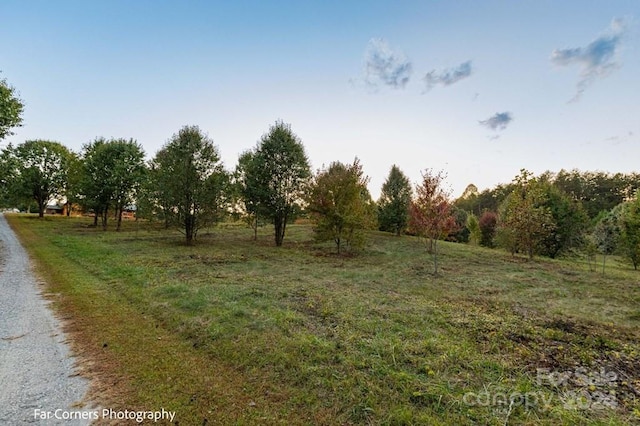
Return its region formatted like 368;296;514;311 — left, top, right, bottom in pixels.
1;0;639;199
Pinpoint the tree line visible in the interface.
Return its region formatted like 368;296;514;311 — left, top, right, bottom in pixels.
1;71;638;271
452;169;640;271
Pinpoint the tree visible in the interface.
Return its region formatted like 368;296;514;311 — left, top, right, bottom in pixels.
150;125;228;245
466;212;480;245
478;210;498;248
0;74;24;140
14;140;73;218
78;138;146;230
592;211;619;274
79;138;112;227
498;170;555;259
448;206;470;243
63;151;82;216
136;161;171;228
409;169;457;275
537;182;588;258
107;139;146;231
307;159;376;254
0;144;19;207
234;150;263;240
617;197;640;270
243;121;311;246
377;165;412;236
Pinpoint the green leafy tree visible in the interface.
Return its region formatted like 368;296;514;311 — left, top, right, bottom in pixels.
409;169;457;274
14;140;74;218
0;144;19;206
448;206;470;243
79;138;112;227
554;169;640;220
234;150;263;240
498;170;555;259
63;151;82;216
617;197;640;270
78;138;146;230
243;121;311;246
537;182;588;258
308;159;376;253
150;125;228;245
108;139;146;230
466;212;480;245
592;211;619;274
0;74;24;140
136;162;171;228
377;165;412;236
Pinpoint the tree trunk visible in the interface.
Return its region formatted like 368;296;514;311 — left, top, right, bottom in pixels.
274;218;283;246
37;198;45;218
102;207;108;231
273;211;288;247
93;211;99;227
433;239;438;275
253;214;258;241
116;207;123;232
185;214;195;245
602;254;606;275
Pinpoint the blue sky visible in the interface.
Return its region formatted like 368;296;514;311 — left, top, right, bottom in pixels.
1;1;639;198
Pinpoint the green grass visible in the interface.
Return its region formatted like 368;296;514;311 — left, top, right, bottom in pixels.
7;214;640;425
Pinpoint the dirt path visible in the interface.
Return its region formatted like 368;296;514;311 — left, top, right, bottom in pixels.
0;214;90;425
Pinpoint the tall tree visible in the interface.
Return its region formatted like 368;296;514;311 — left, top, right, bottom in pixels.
108;139;146;231
308;159;376;253
0;74;24;140
617;197;640;270
151;125;228;244
78;138;146;230
234;150;262;240
0;144;19;207
592;211;619;274
243;121;311;246
537;182;588;258
498;170;555;259
409;169;457;275
79;138;112;227
377;165;412;236
14;140;73;218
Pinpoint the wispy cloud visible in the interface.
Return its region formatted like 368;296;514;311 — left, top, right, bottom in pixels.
423;60;473;91
604;130;635;145
362;38;412;90
479;112;513;131
551;18;627;102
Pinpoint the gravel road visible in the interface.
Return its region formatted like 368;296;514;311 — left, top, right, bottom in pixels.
0;214;91;425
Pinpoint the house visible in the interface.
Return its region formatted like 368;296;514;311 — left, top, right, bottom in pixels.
45;203;64;215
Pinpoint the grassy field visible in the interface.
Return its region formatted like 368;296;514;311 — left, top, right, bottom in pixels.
7;214;640;425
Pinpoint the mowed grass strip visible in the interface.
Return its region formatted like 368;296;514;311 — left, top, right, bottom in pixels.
7;214;640;425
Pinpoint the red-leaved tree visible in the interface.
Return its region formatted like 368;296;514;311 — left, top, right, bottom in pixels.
409;169;458;275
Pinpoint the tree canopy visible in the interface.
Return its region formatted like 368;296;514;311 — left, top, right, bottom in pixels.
77;138;146;230
13;140;73;217
378;165;412;236
308;159;376;253
150;125;228;244
0;75;24;140
242;121;311;246
409;169;457;274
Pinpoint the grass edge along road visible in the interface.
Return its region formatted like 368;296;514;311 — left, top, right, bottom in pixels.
7;215;304;425
6;214;640;425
